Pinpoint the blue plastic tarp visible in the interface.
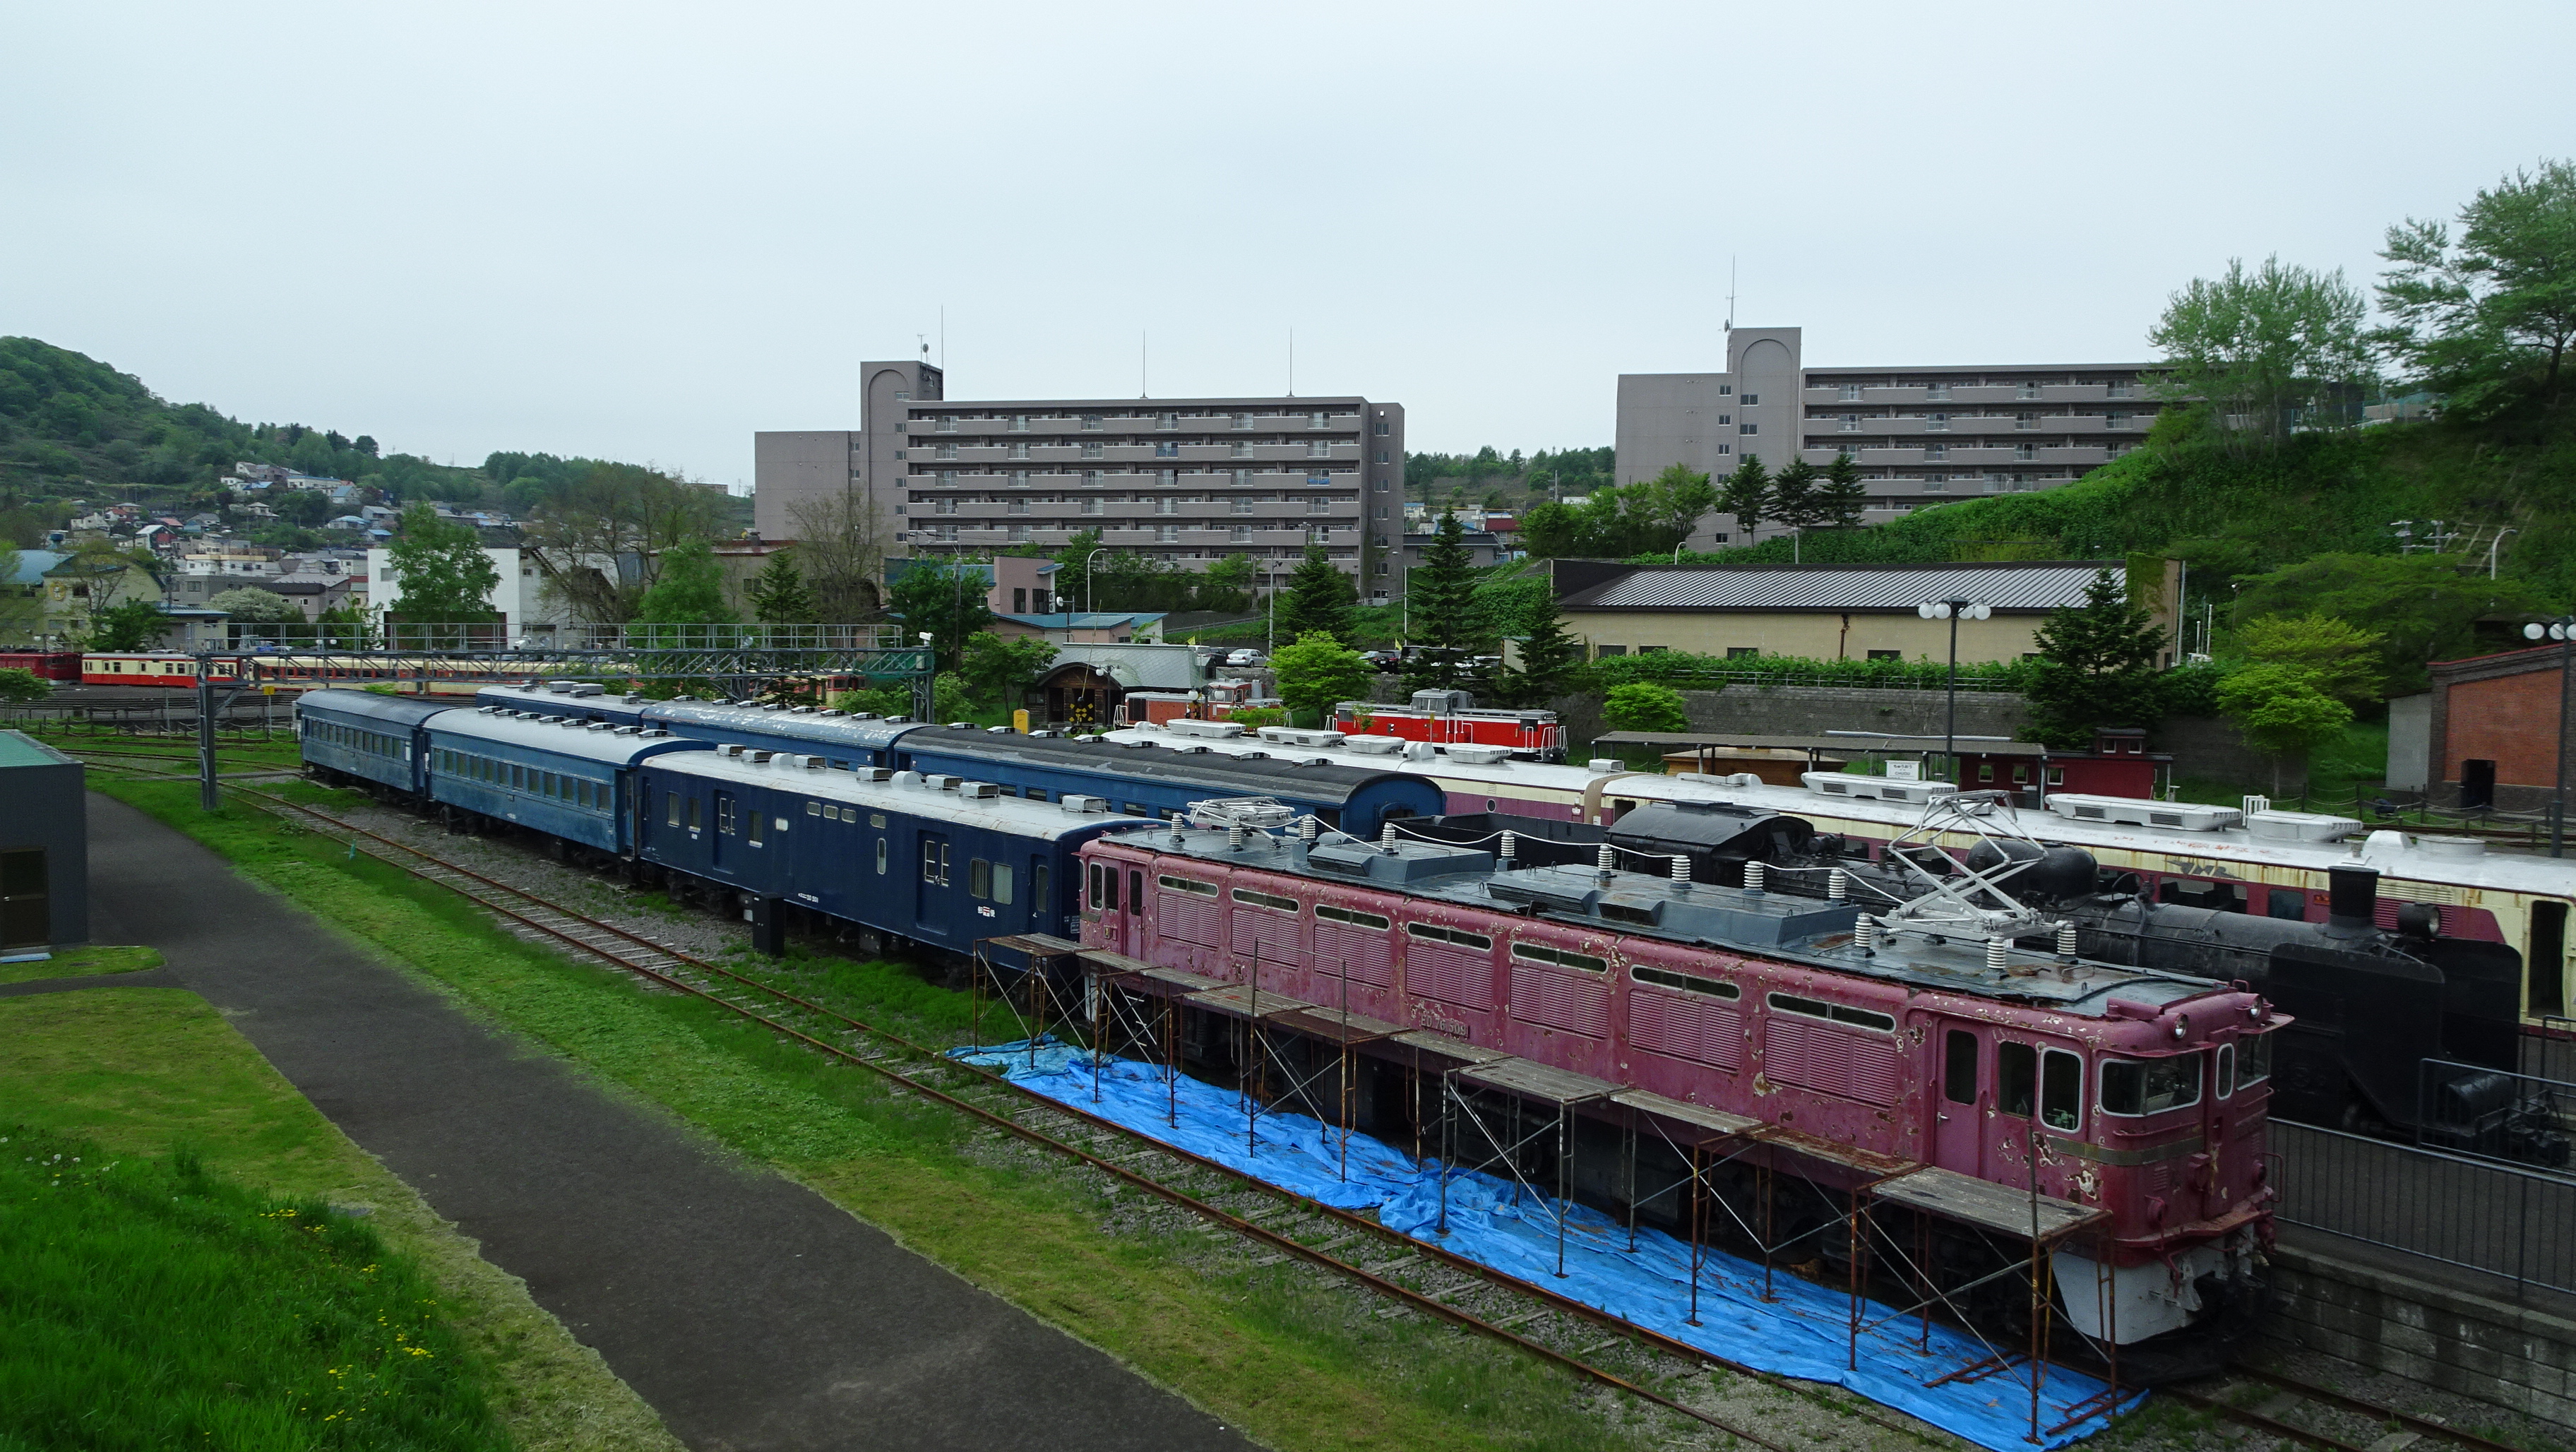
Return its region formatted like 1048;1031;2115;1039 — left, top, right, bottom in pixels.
953;1041;2145;1451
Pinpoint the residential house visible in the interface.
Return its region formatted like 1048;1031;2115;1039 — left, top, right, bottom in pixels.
41;554;166;643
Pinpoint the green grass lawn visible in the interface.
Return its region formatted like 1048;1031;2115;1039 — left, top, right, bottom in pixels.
90;774;1871;1452
0;985;681;1452
0;943;162;986
0;1125;506;1451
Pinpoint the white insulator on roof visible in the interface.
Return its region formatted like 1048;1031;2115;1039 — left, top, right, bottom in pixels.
2056;921;2080;960
1301;816;1318;845
1596;844;1616;878
1828;867;1849;900
1670;855;1690;891
1228;824;1245;852
1743;861;1766;894
1986;936;2010;973
1855;916;1878;956
1380;822;1398;855
1498;831;1517;867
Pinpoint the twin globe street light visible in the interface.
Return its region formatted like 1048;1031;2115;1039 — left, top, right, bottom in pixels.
2522;616;2575;859
1916;599;1993;779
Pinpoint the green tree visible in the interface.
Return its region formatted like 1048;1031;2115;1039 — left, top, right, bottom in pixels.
1601;681;1688;733
384;504;500;621
1403;510;1490;691
958;630;1056;710
2217;664;2354;795
2232;553;2544;694
2376;157;2576;412
1200;553;1258;613
1717;456;1771;540
204;587;301;624
275;489;334;527
1271;632;1372;727
1643;463;1717;547
86;597;168;651
1277;544;1359;645
1818;452;1868;530
1492;610;1587;708
2147;255;2375;439
743;549;817;624
0;667;52;703
2234;613;2385;703
2022;568;2171;748
634;540;735;625
1767;456;1825;561
886;562;996;672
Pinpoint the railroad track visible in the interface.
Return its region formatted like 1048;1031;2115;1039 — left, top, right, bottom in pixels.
2168;1364;2534;1452
215;784;1974;1452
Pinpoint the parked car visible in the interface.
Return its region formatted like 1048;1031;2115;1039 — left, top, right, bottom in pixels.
1224;648;1266;668
1360;650;1401;672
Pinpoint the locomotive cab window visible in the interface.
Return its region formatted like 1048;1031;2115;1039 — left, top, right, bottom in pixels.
1943;1030;1978;1105
1998;1042;2035;1117
2039;1049;2083;1131
2238;1029;2274;1085
2215;1045;2236;1098
2099;1053;2202;1116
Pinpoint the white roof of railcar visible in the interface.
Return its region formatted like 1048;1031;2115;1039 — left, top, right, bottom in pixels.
429;709;712;766
650;751;1156;841
1105;724;2576;899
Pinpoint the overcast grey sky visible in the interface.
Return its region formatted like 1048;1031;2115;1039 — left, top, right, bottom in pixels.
5;2;2570;491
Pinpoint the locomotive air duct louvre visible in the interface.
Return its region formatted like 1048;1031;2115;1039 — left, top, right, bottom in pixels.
1342;736;1404;756
854;768;892;782
2042;793;2243;831
2327;865;2380;933
1256;725;1344;747
1060;795;1110;814
1445;745;1513;765
958;782;998;800
1169;718;1247;739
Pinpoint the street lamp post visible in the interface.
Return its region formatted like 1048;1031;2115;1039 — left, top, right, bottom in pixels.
2523;616;2575;859
1916;597;1993;778
1083;547;1109;615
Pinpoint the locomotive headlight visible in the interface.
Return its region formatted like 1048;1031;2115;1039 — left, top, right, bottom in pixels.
2171;1013;2190;1041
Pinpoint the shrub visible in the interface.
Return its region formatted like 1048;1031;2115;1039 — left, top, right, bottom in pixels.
1601;682;1689;734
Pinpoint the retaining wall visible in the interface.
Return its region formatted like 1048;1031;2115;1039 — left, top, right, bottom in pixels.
2261;1241;2576;1424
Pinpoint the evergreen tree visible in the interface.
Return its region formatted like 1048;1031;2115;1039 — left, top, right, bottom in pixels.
1402;509;1491;693
744;549;818;624
2022;568;2171;747
1768;456;1823;561
1716;456;1771;540
1818;452;1868;530
636;540;736;625
1276;544;1359;645
1493;609;1587;708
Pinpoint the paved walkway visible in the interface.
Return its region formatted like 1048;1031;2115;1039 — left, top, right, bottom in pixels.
84;793;1256;1452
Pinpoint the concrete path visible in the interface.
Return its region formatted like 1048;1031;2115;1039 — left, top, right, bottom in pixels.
83;792;1257;1452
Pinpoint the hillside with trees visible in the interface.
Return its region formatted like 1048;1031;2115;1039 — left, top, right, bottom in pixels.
0;337;747;549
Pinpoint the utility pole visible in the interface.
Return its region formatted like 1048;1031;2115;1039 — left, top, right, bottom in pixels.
1916;598;1992;777
196;648;220;812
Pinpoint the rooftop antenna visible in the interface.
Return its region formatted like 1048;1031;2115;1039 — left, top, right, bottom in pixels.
1725;256;1737;334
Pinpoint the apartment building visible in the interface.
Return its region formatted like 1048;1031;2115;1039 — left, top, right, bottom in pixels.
1616;328;2170;552
755;362;1408;594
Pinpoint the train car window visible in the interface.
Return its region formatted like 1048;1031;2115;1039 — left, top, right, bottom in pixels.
541;772;556;797
748;812;765;846
1944;1030;1978;1105
1632;965;1737;998
1512;942;1608;975
2267;888;2307;921
1030;861;1048;914
1157;875;1218;898
969;859;991;899
922;839;949;886
1998;1042;2036;1117
667;792;681;827
1233;888;1298;912
2238;1030;2274;1085
1127;871;1143;914
991;863;1013;905
1316;904;1390;931
2039;1049;2082;1131
2532;902;2569;1016
869;814;886;828
1087;864;1106;910
1404;922;1492;951
2215;1045;2236;1098
807;800;821;816
875;838;888;875
511;763;526;790
2099;1053;2199;1116
688;797;702;832
1766;992;1896;1033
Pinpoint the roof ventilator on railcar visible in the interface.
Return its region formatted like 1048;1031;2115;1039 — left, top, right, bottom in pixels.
1185;796;1299;834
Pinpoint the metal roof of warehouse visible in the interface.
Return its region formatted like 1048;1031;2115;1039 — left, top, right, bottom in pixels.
1559;561;2121;614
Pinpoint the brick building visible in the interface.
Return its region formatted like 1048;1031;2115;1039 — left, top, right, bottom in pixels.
2424;645;2572;810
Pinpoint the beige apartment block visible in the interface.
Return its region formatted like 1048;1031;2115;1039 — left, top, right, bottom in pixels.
757;362;1407;595
1617;328;2172;552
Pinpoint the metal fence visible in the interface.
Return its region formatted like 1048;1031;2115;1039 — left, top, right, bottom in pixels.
0;694;292;739
2273;1119;2576;1296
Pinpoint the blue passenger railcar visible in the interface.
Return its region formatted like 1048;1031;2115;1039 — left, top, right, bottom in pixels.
893;727;1447;838
427;708;711;855
635;751;1149;948
296;689;457;797
475;682;654;726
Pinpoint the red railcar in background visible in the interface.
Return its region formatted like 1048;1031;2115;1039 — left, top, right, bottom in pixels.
0;650;82;682
1335;692;1564;759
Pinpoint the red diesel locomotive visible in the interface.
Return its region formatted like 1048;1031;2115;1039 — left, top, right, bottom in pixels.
1076;805;2277;1375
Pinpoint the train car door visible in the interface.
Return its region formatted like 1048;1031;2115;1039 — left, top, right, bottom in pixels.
1931;1019;1986;1174
917;831;950;936
710;790;736;867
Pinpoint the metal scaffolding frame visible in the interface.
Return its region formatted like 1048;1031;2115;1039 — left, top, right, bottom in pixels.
1433;1057;1620;1278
